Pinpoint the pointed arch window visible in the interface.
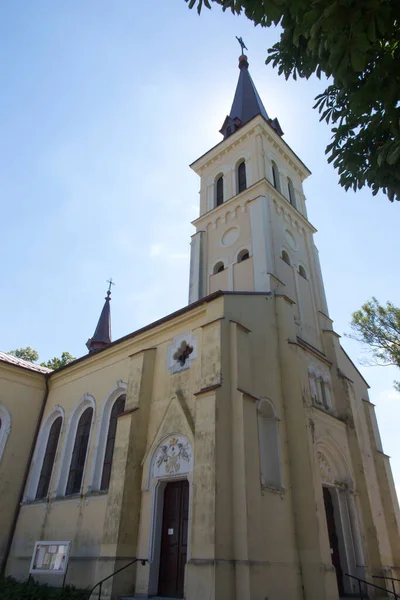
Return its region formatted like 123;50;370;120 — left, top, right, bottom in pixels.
65;407;93;496
100;394;126;491
237;161;247;193
288;177;296;208
35;417;62;499
271;161;280;191
281;250;291;265
216;175;224;206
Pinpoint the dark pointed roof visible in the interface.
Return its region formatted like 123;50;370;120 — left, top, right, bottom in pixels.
86;290;112;353
230;55;269;123
220;54;283;139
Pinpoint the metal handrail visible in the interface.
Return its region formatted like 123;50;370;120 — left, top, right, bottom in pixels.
345;573;400;599
373;574;400;597
87;557;147;599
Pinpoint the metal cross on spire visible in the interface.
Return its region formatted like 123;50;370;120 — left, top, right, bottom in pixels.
107;278;115;293
235;36;248;54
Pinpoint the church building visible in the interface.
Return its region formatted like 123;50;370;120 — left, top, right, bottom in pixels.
1;52;399;600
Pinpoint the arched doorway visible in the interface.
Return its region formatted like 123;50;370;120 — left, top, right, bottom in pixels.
323;485;344;595
317;443;365;597
147;434;193;598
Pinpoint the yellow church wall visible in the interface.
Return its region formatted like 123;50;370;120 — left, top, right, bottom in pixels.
336;347;396;570
218;294;304;599
4;291;399;599
0;363;46;572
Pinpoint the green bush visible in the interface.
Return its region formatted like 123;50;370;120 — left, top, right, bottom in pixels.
0;577;88;600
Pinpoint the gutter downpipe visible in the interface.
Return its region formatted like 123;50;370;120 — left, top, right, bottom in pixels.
0;372;50;577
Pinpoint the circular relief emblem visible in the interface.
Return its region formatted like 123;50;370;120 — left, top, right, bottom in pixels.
285;229;297;251
221;226;240;247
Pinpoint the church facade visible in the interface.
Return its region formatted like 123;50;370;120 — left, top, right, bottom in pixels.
1;54;399;600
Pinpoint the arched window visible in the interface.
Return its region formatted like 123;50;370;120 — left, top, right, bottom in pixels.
0;405;11;464
216;175;224;206
213;261;225;274
271;161;280;191
65;407;93;496
237;161;247;193
298;265;307;279
281;250;291;265
288;177;296;208
237;249;250;262
100;395;126;491
36;417;62;499
257;399;281;488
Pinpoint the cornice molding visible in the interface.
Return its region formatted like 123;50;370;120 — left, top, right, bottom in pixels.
190;115;311;180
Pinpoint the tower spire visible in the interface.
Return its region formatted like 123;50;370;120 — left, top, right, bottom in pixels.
220;43;283;139
86;280;113;353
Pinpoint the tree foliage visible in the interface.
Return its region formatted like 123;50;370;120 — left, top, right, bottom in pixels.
9;347;39;363
43;352;76;370
348;297;400;390
186;0;400;202
8;347;75;370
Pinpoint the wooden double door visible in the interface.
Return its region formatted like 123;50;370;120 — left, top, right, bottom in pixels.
158;480;189;598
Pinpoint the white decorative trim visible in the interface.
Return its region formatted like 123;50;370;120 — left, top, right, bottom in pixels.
24;405;65;501
53;394;96;497
87;381;128;492
166;332;197;374
0;405;11;464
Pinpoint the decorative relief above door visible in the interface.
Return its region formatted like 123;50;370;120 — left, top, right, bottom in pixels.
152;435;193;479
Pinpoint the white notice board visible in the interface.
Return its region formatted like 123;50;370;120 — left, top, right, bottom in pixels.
30;541;71;575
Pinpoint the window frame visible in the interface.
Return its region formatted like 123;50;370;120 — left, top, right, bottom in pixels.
24;406;65;502
287;177;296;208
237;160;247;194
298;265;307;279
53;394;95;498
237;249;250;263
271;161;280;191
100;394;126;491
65;406;94;496
87;381;128;493
35;416;63;500
216;175;224;207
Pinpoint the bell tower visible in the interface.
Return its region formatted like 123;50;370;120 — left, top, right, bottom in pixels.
188;52;330;352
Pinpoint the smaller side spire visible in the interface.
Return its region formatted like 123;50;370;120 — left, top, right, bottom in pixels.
86;281;113;354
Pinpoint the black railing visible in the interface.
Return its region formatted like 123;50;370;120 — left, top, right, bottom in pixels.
373;575;400;598
87;557;147;599
345;573;400;599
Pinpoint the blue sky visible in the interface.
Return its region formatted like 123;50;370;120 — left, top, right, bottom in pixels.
1;1;399;495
